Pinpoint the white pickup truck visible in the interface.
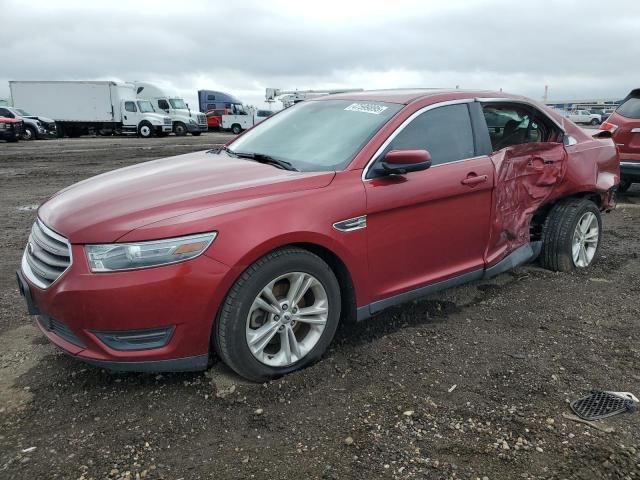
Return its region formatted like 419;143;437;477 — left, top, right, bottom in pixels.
567;110;602;125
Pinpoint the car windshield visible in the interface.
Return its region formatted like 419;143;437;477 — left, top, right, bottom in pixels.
15;108;31;116
169;99;187;109
137;101;155;113
228;100;401;171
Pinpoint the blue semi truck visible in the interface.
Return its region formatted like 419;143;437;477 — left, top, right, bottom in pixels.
197;90;244;113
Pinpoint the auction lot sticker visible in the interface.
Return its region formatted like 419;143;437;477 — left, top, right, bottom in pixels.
344;103;389;115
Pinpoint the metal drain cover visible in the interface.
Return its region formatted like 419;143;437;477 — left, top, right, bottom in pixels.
570;391;638;421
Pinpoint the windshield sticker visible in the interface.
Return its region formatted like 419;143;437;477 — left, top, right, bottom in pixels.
344;103;388;115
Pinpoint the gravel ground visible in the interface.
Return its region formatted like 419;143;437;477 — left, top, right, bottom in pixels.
1;135;639;480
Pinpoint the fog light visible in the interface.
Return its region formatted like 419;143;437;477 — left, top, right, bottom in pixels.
95;326;175;351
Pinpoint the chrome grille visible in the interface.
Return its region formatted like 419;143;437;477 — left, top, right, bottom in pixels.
22;220;72;288
197;113;206;124
164;117;172;125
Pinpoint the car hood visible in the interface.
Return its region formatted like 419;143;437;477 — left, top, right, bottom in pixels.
38;151;335;243
25;115;55;123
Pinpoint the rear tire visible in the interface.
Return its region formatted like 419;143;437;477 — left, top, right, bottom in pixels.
214;247;341;382
618;178;632;193
174;122;187;136
539;198;602;272
590;118;599;126
231;124;242;134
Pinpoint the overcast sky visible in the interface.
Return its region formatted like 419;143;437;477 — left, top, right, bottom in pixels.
1;0;639;109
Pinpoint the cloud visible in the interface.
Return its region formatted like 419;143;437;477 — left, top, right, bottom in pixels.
1;0;638;108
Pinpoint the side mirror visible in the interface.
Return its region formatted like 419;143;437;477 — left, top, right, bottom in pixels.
375;149;432;175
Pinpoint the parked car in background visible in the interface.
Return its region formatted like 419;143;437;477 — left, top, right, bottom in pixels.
0;116;22;142
206;108;231;130
601;89;640;192
254;109;275;124
567;109;602;125
17;89;618;381
0;106;56;140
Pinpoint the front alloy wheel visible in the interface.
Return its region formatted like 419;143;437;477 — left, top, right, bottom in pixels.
246;272;329;367
215;248;341;382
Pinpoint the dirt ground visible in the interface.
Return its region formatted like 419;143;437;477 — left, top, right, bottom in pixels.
1;135;639;480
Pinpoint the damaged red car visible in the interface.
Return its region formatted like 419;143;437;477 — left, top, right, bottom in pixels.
17;90;619;381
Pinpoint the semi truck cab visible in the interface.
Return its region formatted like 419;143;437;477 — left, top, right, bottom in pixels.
134;83;207;136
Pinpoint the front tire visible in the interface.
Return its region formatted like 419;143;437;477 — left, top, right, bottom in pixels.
22;126;36;140
539;198;602;272
174;122;187;136
590;118;600;126
138;121;154;138
214;248;341;382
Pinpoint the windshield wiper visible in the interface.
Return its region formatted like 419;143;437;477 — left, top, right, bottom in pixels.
233;152;299;171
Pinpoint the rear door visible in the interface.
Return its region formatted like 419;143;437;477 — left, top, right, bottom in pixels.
479;102;568;264
364;102;495;303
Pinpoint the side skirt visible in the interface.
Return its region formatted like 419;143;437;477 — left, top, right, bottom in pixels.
356;242;540;322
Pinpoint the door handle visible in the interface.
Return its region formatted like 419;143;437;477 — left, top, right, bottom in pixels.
461;174;488;186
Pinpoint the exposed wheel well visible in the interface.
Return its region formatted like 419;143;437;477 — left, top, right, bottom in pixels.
530;192;602;241
291;243;357;324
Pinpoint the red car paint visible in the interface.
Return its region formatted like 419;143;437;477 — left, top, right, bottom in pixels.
18;89;619;371
601;88;640;187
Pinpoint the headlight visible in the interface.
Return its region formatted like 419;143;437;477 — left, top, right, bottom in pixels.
189;119;197;124
85;232;217;272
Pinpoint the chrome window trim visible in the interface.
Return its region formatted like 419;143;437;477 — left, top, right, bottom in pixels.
631;128;640;133
361;99;475;181
21;219;73;290
474;97;567;133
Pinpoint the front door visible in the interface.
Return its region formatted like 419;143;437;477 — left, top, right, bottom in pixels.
364;103;494;303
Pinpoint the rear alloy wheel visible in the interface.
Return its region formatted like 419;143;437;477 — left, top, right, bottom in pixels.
540;198;602;271
22;126;36;140
215;248;341;381
138;121;153;138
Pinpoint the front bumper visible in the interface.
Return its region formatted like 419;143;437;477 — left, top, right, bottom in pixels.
17;245;231;372
187;123;208;133
620;160;640;181
157;124;173;133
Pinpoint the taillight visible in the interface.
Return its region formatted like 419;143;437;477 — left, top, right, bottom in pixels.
600;121;618;134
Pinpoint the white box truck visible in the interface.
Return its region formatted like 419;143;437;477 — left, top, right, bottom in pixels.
133;82;208;136
9;81;173;138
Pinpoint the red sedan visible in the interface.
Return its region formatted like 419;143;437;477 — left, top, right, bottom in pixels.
17;89;619;381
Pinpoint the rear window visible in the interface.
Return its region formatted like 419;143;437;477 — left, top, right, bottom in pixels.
617;91;640;119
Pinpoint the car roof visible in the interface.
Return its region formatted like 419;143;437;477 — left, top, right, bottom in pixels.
315;88;517;105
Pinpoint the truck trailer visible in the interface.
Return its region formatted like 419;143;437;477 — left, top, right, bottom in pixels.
9;81;173;138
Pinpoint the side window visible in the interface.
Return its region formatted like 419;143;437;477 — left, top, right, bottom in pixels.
124;101;137;113
207;94;216;101
0;108;13;117
380;104;475;167
482;105;548;151
158;99;170;110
